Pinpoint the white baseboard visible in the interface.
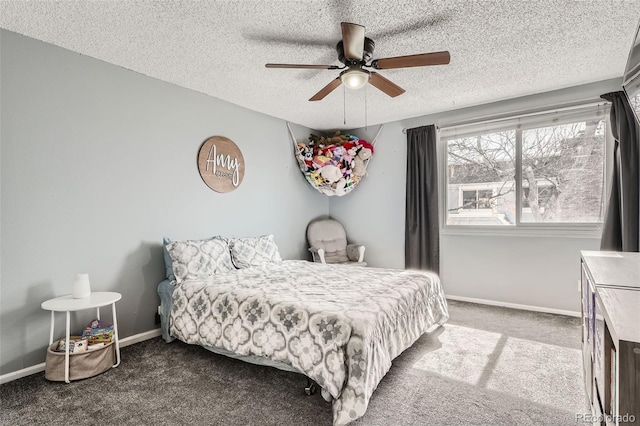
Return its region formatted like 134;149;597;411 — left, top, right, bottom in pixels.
446;295;581;318
0;362;47;385
119;328;161;346
0;328;162;385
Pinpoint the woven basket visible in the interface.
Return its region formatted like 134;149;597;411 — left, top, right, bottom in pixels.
44;341;115;381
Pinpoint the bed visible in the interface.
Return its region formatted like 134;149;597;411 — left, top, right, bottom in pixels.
158;235;448;425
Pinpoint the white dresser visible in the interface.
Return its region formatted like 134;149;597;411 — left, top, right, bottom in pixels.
580;251;640;425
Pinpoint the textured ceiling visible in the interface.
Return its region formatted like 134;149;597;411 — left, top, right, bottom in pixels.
2;1;640;131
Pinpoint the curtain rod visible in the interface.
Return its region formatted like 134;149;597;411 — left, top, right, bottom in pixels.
401;98;609;134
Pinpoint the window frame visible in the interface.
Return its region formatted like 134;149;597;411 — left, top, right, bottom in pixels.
437;101;612;237
461;188;494;210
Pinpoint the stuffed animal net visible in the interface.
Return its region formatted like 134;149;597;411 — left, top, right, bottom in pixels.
288;123;382;196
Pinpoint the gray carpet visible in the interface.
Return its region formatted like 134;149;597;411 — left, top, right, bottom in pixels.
0;300;589;425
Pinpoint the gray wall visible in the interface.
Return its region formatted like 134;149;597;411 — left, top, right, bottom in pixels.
0;30;328;375
332;79;622;313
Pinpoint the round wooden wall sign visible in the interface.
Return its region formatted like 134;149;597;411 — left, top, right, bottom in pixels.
197;136;245;193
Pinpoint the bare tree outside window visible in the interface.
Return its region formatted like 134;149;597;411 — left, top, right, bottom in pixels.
445;114;606;226
521;120;605;223
447;130;516;225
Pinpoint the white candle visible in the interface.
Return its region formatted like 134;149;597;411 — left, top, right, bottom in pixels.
72;273;91;298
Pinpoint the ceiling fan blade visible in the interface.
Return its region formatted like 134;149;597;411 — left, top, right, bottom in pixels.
266;63;339;69
369;72;405;98
309;77;342;101
371;51;450;69
341;22;365;61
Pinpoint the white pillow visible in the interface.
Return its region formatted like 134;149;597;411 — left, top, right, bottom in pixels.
166;238;235;284
229;234;282;269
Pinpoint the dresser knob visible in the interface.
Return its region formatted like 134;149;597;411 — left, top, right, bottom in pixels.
634;348;640;355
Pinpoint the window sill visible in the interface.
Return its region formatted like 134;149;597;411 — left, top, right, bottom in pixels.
441;225;602;239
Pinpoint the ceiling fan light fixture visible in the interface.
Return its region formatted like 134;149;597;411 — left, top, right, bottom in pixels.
340;69;370;90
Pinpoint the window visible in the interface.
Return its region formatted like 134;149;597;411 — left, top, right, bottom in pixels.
462;189;493;209
441;103;609;228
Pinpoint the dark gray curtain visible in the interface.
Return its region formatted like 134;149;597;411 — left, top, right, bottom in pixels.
600;91;639;252
405;125;439;272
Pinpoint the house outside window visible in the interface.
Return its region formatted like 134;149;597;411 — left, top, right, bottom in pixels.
440;103;609;229
462;189;493;209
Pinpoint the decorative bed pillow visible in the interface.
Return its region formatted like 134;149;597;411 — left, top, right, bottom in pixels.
229;234;282;269
162;237;176;282
166;238;235;284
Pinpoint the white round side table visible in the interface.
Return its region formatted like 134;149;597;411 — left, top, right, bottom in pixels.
41;292;122;383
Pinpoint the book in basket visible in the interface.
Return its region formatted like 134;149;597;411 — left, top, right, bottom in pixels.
82;319;114;344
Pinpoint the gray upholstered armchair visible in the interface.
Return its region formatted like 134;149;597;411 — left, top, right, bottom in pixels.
306;219;366;266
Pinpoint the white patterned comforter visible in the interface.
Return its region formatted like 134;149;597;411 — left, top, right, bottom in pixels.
170;260;448;425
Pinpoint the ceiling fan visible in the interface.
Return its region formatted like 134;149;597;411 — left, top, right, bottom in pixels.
265;22;450;101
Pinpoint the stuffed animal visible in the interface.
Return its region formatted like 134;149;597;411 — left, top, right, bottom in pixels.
332;178;347;196
344;133;359;141
309;170;324;185
321;145;336;158
320;164;342;184
344;147;356;164
358;139;375;154
295;145;312;171
359;147;372;161
316;136;331;151
332;146;347;162
312;155;331;169
308;134;322;144
353;147;372;177
302;145;313;158
328;131;350;144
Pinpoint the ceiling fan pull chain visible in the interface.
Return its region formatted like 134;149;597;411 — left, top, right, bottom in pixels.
365;84;368;130
343;84;347;125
